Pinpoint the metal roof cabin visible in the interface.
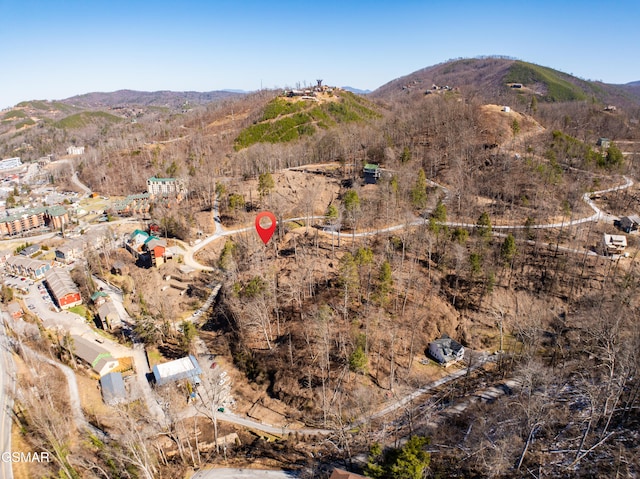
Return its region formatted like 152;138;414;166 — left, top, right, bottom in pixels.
152;355;202;386
619;215;640;233
69;335;119;376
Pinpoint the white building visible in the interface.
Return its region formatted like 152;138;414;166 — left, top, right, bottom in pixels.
66;146;85;155
603;234;627;255
152;355;202;386
0;157;22;170
147;176;184;196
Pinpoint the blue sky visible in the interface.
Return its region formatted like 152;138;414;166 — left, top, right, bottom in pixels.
1;0;639;109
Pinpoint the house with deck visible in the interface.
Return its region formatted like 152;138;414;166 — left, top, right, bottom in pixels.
428;334;465;366
603;233;627;255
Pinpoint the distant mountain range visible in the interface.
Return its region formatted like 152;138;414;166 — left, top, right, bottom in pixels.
61;89;243;109
342;86;372;95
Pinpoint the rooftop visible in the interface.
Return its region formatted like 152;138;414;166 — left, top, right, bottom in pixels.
147;177;177;183
153;355;202;386
69;334;114;369
604;233;627;246
44;267;80;299
100;372;126;405
7;255;50;271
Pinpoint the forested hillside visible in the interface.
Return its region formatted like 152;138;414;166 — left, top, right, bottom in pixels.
3;58;640;478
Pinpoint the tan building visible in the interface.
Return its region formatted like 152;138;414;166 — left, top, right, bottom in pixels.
146;177;184;196
0;205;69;236
5;256;52;279
603;234;627;255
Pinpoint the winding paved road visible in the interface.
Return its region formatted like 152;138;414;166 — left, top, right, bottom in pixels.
191;468;297;479
0;313;15;479
183;175;634;271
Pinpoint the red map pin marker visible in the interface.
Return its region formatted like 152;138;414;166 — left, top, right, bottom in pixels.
255;211;276;245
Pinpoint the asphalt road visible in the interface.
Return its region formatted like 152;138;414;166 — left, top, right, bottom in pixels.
191;468;298;479
0;313;15;479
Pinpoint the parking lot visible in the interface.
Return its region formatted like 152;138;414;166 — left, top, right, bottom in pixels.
2;275;55;311
3;274;33;290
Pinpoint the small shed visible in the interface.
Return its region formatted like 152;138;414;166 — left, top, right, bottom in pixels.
597;138;611;149
100;372;127;405
111;260;127;275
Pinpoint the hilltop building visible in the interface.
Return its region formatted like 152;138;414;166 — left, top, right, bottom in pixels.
66;146;85;155
363;164;381;184
603;233;627;255
619;215;640;233
126;229;167;267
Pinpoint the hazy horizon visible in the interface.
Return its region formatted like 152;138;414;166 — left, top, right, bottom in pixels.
1;0;639;109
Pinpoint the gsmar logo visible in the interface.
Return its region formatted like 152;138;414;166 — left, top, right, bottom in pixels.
1;451;51;463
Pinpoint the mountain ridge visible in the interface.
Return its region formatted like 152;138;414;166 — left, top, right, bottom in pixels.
60;89;244;108
371;57;640;108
